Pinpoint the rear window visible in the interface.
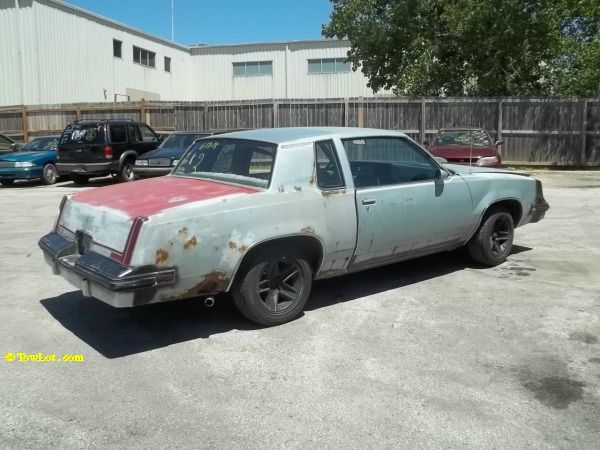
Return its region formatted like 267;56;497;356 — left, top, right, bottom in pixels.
59;123;105;145
173;138;276;188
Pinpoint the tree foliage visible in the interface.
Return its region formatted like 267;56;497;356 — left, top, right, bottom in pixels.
322;0;600;96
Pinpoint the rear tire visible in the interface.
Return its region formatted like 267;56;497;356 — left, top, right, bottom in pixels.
70;174;89;185
468;209;514;266
41;163;58;185
233;246;312;326
117;159;136;182
0;180;14;186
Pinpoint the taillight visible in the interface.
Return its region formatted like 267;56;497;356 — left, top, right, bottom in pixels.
53;194;71;231
103;145;113;159
120;216;148;265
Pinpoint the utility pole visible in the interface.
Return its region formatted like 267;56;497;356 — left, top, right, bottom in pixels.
171;0;174;41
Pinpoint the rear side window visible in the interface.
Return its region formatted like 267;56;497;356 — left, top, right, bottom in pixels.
109;125;127;143
315;140;344;189
59;124;105;145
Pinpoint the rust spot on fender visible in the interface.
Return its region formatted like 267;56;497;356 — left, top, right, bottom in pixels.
309;175;315;185
187;271;229;296
301;226;315;234
294;185;302;192
184;236;197;250
239;244;248;253
228;240;237;249
168;240;174;247
178;227;188;235
155;248;169;264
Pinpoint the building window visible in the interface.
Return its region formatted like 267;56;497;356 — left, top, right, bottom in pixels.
113;39;122;58
232;61;272;77
133;46;156;68
308;58;351;74
164;56;171;73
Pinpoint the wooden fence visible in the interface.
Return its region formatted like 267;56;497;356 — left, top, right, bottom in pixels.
1;97;599;166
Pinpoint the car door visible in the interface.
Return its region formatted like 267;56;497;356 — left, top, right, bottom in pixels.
343;136;474;270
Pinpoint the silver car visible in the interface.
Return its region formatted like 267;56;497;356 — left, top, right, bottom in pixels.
39;127;549;326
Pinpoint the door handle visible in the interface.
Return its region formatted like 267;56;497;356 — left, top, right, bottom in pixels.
361;198;376;206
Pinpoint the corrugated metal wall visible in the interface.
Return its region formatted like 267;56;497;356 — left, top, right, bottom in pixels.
0;0;192;106
0;1;377;106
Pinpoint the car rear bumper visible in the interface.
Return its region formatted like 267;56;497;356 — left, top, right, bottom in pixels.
56;162;113;176
529;180;550;223
38;232;177;307
133;166;172;177
0;166;43;180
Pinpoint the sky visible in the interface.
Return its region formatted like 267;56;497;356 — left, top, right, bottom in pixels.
66;0;334;45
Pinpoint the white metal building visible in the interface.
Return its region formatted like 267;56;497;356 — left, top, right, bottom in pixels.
0;0;382;107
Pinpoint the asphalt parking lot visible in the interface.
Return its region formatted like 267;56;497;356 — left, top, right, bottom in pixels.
1;171;599;449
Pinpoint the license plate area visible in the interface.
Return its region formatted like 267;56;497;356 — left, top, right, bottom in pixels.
76;230;93;255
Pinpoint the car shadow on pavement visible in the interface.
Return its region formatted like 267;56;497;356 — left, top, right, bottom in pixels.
39;246;531;359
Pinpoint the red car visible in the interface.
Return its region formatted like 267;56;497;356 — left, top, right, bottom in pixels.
424;128;503;167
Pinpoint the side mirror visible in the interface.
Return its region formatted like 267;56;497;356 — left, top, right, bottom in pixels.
10;142;19;150
433;156;448;165
423;140;430;147
495;139;504;146
434;168;449;182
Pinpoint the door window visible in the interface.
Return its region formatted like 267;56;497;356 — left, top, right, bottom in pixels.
128;125;142;143
315;140;345;189
109;125;127;143
342;137;438;188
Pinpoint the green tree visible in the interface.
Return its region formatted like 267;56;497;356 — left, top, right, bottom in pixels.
323;0;600;96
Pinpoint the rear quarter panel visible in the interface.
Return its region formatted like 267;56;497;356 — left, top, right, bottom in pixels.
130;141;357;302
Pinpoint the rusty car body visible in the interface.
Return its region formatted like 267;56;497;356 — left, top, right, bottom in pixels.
39;127;549;326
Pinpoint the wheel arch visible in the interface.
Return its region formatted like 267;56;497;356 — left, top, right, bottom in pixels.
466;197;522;243
227;234;324;291
118;150;138;168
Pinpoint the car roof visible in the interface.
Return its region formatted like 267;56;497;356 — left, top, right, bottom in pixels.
211;127;408;145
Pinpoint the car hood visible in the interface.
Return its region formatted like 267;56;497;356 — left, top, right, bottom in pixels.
430;145;497;159
139;147;187;160
0;150;54;161
445;163;530;177
70;176;259;218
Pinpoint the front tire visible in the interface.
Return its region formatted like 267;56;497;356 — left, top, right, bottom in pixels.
468;209;514;266
41;163;58;185
233;246;313;326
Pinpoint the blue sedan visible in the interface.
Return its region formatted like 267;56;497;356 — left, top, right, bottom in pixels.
0;135;60;186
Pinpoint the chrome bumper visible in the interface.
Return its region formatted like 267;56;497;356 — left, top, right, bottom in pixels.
38;232;176;307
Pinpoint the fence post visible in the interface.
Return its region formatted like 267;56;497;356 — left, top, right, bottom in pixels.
497;100;503;158
419;98;426;144
581;100;587;166
21;108;28;142
140;98;146;123
202;103;207;131
75;106;81;121
273;101;279;128
344;98;349;127
357;97;364;127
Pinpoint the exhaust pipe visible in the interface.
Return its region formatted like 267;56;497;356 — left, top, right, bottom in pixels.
204;297;215;308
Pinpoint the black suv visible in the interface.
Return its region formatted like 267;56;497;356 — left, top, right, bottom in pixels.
56;119;161;184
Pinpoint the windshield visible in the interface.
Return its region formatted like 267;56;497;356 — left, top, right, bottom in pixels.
59;123;105;145
434;130;492;147
22;137;59;151
159;133;210;150
173;138;276;188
